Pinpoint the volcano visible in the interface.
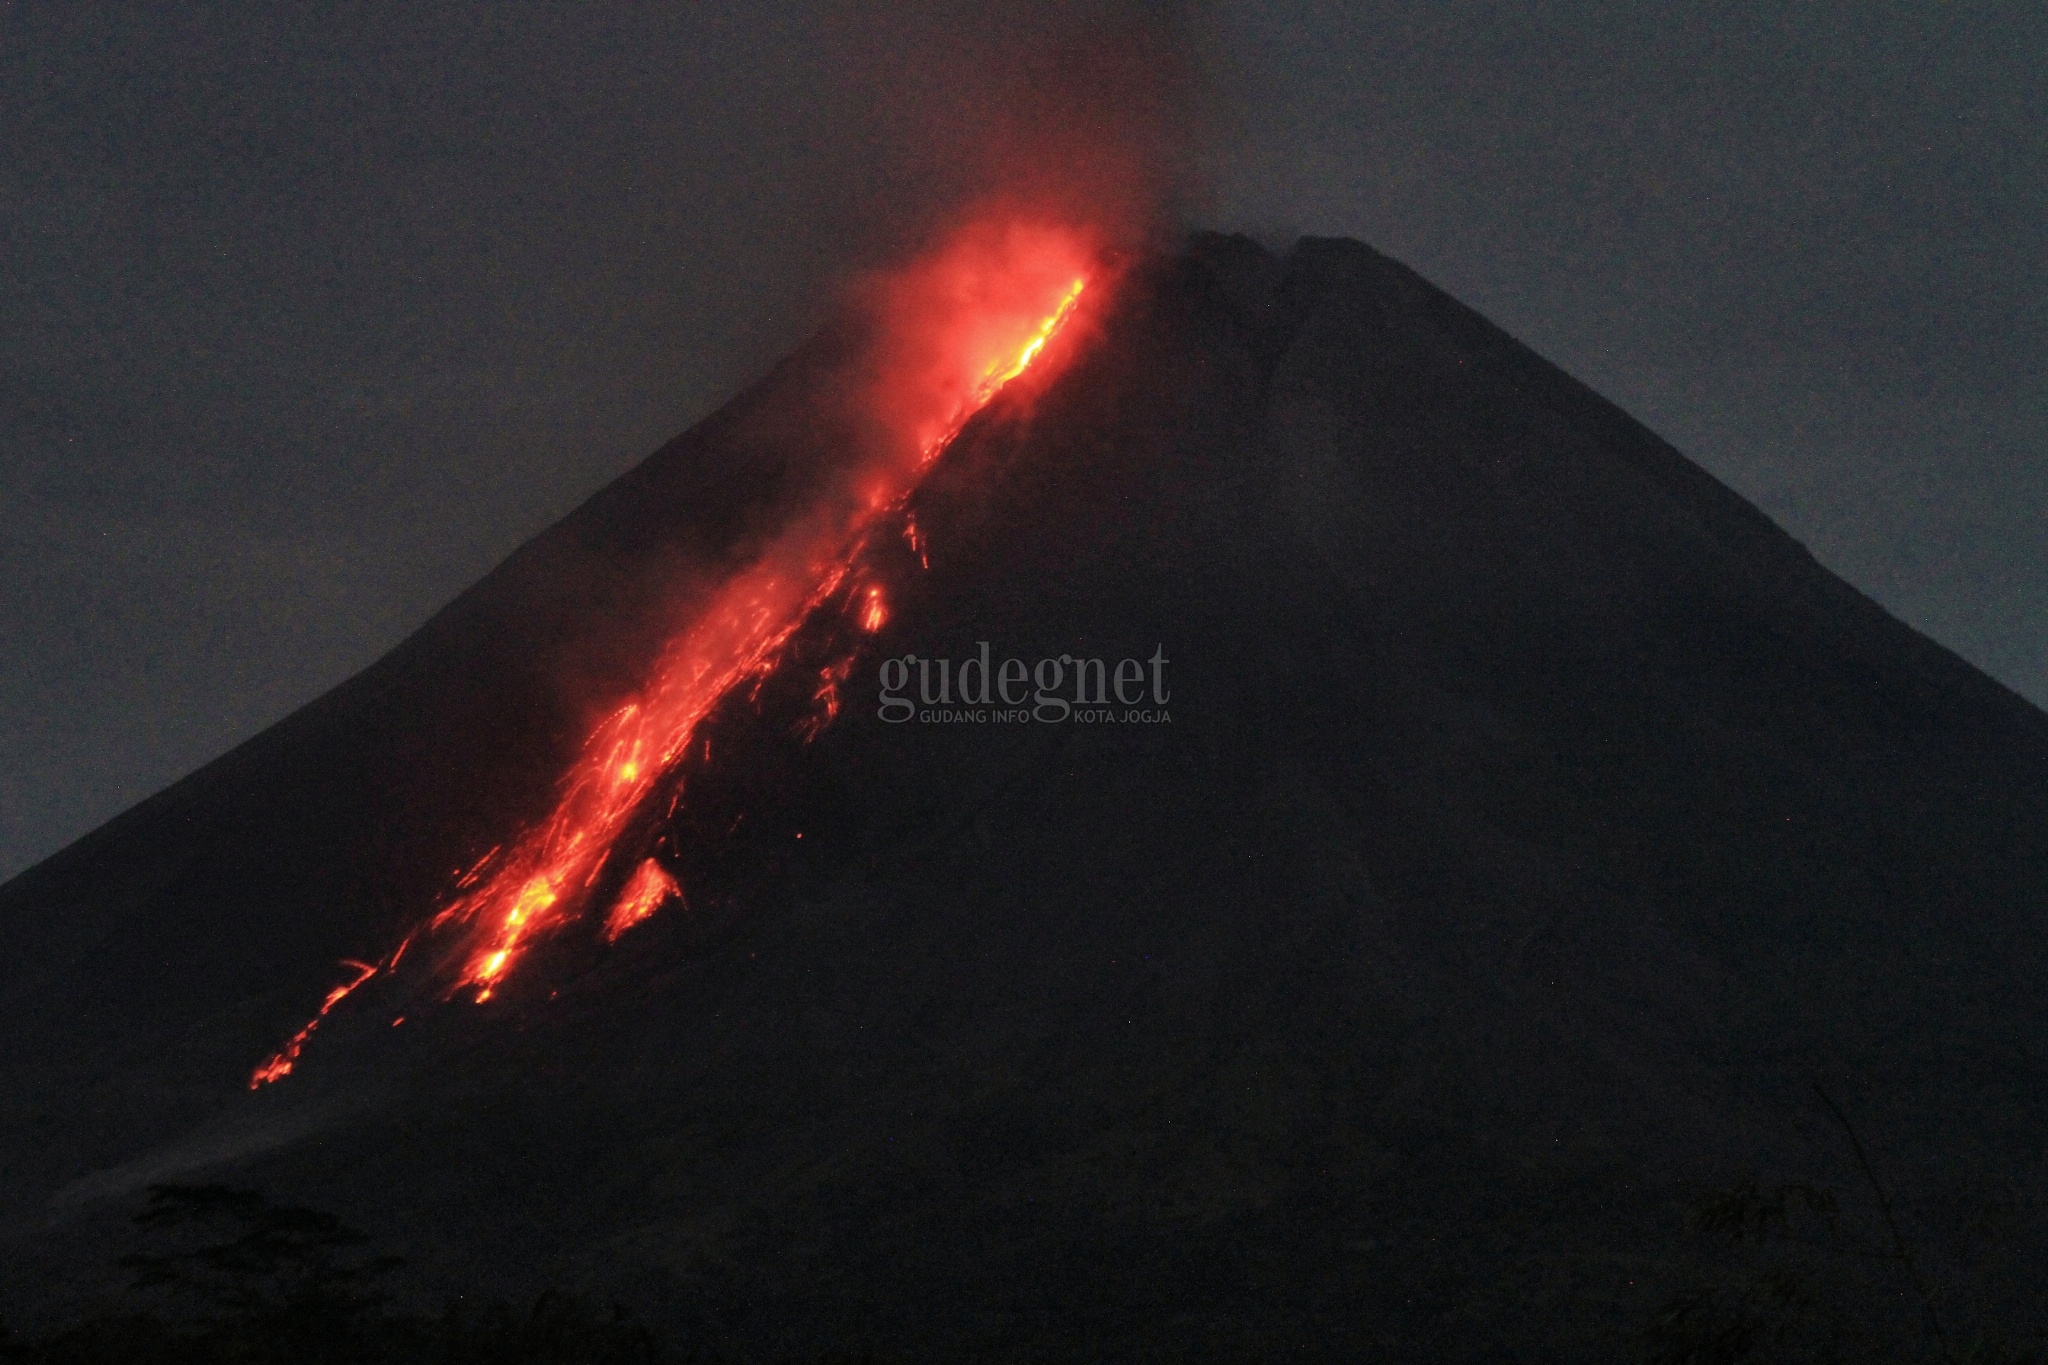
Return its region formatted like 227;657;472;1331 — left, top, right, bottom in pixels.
3;233;2046;1360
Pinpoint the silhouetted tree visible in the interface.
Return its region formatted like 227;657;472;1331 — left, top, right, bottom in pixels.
119;1183;402;1344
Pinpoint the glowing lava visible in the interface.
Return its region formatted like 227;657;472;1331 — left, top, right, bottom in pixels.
251;217;1097;1088
247;960;378;1087
602;858;682;943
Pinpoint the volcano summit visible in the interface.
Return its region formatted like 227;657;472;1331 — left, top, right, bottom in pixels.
2;233;2045;1360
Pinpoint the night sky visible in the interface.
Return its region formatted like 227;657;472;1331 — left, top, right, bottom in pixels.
4;1;2043;882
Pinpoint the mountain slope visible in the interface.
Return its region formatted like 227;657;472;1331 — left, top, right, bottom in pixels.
3;234;2045;1360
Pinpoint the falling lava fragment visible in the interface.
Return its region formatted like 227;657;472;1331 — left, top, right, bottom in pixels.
602;858;683;943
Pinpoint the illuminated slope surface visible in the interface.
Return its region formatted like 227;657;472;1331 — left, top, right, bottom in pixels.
244;227;1093;1084
3;237;2047;1360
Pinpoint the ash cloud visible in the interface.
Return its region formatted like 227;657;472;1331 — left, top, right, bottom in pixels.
808;0;1219;258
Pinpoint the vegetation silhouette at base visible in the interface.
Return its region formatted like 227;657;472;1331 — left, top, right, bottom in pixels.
0;1184;661;1365
1642;1087;2048;1364
4;1152;2041;1363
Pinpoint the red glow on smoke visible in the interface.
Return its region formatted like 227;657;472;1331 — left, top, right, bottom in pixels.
251;214;1099;1087
869;221;1095;466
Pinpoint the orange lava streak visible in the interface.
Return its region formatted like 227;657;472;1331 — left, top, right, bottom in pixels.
979;276;1086;402
249;219;1095;1088
247;959;380;1089
603;858;681;943
439;554;861;1001
911;272;1090;467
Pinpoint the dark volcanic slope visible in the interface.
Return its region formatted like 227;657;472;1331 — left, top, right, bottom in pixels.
3;237;2046;1360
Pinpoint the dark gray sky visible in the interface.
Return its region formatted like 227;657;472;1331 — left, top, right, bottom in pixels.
3;1;2043;882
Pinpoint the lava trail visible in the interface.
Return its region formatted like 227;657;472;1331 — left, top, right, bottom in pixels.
252;218;1097;1087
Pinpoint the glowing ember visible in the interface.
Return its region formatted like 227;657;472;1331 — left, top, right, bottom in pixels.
250;217;1097;1088
799;645;862;743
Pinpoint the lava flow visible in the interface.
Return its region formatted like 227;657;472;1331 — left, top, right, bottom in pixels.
251;218;1097;1088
